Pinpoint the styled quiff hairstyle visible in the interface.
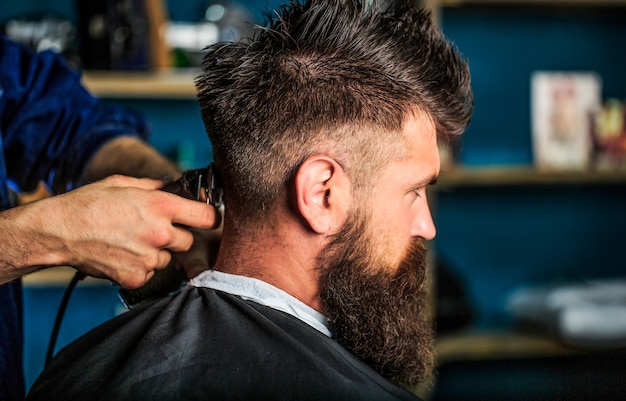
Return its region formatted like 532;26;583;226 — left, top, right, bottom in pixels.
196;0;472;222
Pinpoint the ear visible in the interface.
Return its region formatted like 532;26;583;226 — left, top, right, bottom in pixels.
295;155;350;234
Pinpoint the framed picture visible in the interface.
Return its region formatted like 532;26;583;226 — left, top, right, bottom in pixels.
593;99;626;171
531;72;602;171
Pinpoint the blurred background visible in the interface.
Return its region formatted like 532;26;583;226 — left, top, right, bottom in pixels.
4;0;626;399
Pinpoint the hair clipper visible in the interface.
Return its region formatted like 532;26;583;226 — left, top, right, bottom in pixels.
118;164;223;309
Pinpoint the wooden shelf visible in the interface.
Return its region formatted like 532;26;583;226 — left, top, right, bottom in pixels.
23;266;110;287
81;69;199;99
437;166;626;188
435;330;578;365
413;330;582;399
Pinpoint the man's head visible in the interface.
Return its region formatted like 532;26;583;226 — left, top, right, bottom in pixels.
196;0;472;389
196;0;472;224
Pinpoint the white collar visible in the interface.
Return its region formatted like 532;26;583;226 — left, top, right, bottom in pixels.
189;270;332;337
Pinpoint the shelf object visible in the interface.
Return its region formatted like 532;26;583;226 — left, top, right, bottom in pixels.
81;69;199;99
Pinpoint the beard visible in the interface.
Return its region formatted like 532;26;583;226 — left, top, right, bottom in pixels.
318;214;434;389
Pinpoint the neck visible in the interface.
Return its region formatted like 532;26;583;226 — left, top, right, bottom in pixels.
213;215;324;312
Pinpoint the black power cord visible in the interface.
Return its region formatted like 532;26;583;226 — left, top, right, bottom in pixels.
45;271;85;368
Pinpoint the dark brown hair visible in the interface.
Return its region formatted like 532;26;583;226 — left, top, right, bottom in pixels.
195;0;472;221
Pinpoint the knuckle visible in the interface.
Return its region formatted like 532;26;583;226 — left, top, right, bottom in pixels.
105;174;126;185
152;229;175;248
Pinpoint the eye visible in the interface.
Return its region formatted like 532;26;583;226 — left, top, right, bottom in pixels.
412;187;424;198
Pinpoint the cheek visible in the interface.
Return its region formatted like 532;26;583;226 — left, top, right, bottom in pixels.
368;191;416;266
372;211;415;268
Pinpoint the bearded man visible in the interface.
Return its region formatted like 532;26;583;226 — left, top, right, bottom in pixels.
27;0;472;400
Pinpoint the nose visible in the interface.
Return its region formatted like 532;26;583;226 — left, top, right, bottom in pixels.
411;200;436;241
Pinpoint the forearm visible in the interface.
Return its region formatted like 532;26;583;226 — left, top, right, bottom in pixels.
0;200;68;284
84;136;182;183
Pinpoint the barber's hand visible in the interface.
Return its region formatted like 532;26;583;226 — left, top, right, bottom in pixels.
45;175;220;288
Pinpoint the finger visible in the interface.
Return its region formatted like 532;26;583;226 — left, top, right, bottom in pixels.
143;269;156;283
122;250;171;289
137;250;173;280
168;199;222;229
116;268;156;290
156;248;174;269
164;226;196;253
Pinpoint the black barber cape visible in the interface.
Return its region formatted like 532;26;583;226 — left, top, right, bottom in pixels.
27;286;422;401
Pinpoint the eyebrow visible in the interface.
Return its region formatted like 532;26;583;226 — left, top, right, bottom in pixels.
412;175;438;191
422;175;438;187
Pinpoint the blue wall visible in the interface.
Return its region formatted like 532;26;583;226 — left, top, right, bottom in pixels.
436;5;626;328
23;284;125;390
441;6;626;166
